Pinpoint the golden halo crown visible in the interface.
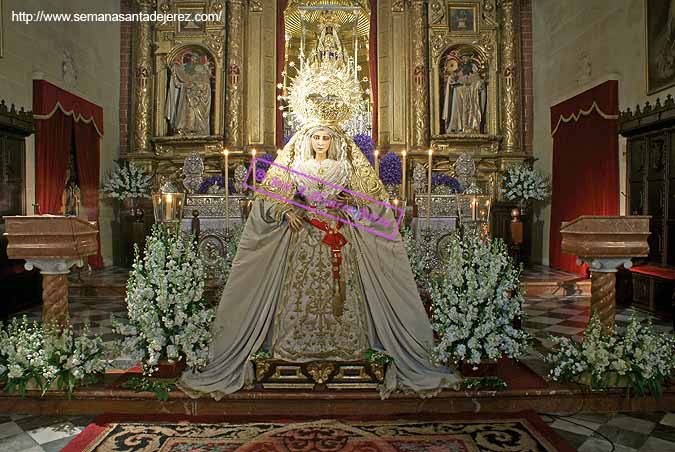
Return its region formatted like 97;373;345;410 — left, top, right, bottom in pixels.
284;18;362;127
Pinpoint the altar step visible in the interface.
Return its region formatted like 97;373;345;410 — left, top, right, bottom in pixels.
521;265;591;297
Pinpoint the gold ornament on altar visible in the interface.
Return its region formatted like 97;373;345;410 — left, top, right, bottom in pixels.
282;13;362;128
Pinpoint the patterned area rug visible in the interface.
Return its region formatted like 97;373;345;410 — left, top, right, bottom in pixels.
62;412;575;452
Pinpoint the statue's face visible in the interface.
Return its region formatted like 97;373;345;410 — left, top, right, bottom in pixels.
311;130;332;154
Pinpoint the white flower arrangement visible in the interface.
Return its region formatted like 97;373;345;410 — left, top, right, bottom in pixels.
402;227;438;292
430;230;530;366
546;313;675;396
114;225;215;375
502;165;550;202
101;161;153;200
0;317;110;397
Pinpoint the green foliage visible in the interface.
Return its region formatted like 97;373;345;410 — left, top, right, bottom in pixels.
121;376;176;402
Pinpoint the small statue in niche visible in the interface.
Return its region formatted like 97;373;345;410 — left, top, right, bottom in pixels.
441;49;487;134
62;152;81;216
165;49;212;135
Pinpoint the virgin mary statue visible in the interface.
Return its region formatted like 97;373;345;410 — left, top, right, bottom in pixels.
179;26;459;400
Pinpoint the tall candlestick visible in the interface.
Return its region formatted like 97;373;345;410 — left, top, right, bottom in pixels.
471;197;477;221
401;150;407;200
251;148;257;190
427;149;433;230
223;148;229;233
374;149;380;178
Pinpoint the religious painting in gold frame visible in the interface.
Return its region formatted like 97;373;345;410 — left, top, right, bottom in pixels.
447;2;477;34
645;0;675;95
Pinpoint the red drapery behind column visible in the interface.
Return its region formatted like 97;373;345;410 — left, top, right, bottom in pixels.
34;111;73;215
549;80;619;275
33;80;105;268
369;0;378;143
275;0;289;148
74;121;104;268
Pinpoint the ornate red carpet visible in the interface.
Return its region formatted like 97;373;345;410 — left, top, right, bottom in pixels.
61;412;575;452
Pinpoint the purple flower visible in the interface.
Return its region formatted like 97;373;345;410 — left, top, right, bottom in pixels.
282;134;293;146
379;152;402;185
432;173;462;192
353;133;375;167
198;175;234;194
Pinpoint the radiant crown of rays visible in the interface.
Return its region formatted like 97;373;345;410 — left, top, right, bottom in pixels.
281;15;363;128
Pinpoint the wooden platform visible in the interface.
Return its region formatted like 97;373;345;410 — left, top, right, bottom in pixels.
1;382;672;417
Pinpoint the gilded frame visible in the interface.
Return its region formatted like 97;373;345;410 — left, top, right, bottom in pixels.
645;0;675;95
447;2;477;35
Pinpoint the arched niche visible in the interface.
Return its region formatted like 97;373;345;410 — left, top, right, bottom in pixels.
436;43;489;135
162;45;217;137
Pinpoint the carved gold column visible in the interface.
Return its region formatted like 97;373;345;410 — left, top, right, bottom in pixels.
498;0;522;154
410;0;429;149
226;0;245;149
132;0;154;154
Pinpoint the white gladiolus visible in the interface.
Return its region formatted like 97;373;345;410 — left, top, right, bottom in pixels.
502;165;550;202
101;161;152;200
114;226;215;375
0;317;110;395
430;231;530;366
545;313;675;395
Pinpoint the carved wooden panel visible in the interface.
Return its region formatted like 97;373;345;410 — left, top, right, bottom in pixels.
0;135;25;218
648;219;663;262
629;181;644;215
629;139;645;180
648;135;667;180
648;180;665;218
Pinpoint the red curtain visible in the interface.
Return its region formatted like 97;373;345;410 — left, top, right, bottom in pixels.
34;110;72;215
549;80;619;275
33;80;104;268
369;0;378;143
275;0;288;148
74;121;104;268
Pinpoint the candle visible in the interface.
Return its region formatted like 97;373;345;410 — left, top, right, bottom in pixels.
223;148;229;233
427;149;433;230
166;193;173;221
251;148;257;190
471;197;477;221
401;150;407;200
374;149;380;177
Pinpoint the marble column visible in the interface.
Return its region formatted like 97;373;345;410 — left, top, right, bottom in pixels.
132;0;154;154
226;0;245;149
24;259;84;327
498;0;522;154
410;0;429;149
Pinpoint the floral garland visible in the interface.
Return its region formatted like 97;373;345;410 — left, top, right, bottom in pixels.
546;313;675;396
379;152;402;185
502;165;550;202
430;230;530;366
113;226;214;375
0;317;110;397
101;161;152;200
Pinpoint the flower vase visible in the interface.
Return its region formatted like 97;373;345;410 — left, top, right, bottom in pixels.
151;359;187;379
459;359;499;378
573;371;630;389
122;197;137;218
518;199;528;217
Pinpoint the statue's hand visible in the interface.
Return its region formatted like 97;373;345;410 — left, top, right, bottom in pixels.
285;211;304;232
